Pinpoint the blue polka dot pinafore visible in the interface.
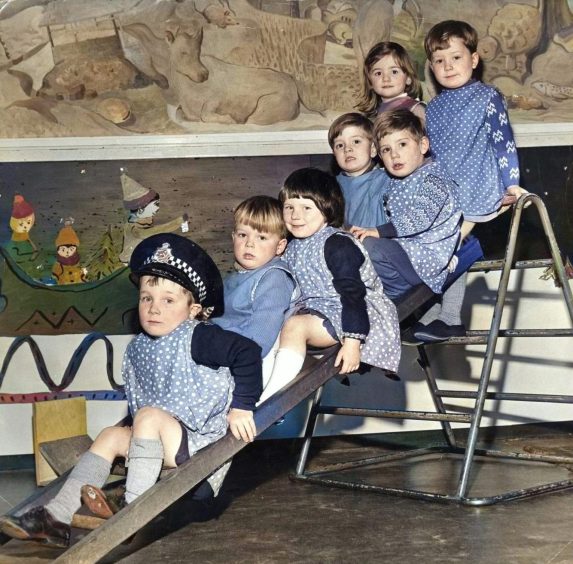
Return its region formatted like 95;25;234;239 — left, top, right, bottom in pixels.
123;319;234;454
284;226;401;372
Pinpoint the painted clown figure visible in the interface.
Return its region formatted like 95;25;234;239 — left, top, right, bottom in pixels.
4;194;40;277
52;220;87;285
119;172;187;264
8;194;37;255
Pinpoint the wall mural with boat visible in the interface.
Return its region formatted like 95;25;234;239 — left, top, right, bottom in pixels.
0;0;572;139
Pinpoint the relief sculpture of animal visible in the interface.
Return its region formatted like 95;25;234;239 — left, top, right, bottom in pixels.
531;80;573;101
121;20;209;88
123;18;299;125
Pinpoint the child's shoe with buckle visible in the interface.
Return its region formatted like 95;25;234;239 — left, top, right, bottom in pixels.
81;484;126;519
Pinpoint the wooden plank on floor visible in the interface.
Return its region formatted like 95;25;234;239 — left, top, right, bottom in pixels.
40;435;94;477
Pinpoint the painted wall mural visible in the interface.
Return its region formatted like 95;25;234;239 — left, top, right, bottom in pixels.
0;155;317;335
0;0;572;138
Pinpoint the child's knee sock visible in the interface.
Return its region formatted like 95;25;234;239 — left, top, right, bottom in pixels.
125;437;164;504
46;451;111;524
258;348;305;404
437;273;467;326
419;301;442;325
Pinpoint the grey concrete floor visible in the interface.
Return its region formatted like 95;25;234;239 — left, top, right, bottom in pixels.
2;425;573;563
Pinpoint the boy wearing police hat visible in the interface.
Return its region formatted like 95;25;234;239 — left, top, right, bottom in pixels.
0;234;262;548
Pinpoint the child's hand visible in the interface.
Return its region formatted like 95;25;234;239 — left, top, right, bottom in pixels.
501;185;529;206
447;254;459;273
349;226;379;242
335;337;361;374
227;408;256;443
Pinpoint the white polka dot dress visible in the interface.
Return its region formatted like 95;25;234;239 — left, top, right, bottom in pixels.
426;81;513;221
284;226;401;372
123;319;234;455
385;159;462;293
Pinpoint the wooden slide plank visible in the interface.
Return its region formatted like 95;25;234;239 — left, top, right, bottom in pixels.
54;347;338;563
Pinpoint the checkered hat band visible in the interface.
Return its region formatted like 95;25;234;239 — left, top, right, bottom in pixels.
143;256;207;301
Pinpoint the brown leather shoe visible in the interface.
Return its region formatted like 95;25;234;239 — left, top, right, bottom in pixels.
81;485;125;519
0;506;70;548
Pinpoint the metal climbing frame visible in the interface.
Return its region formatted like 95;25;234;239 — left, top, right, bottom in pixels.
292;194;573;505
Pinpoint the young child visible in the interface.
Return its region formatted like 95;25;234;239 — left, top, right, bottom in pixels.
355;41;425;121
212;195;297;402
416;19;527;341
266;167;401;390
0;233;262;548
328;112;389;232
352;110;462;302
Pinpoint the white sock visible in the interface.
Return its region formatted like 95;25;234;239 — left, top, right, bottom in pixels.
257;348;305;404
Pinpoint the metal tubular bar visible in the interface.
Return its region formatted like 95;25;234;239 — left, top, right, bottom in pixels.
534;195;573;320
295;474;573;506
469;258;554;272
455;195;530;498
295;385;325;476
316;406;471;423
296;447;451;476
437;390;573;403
417;345;458;447
456;194;573;498
463;329;573;338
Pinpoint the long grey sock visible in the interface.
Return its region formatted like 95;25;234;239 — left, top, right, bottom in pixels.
46;451;111;524
125;437;164;504
419;301;442;325
437;273;467;326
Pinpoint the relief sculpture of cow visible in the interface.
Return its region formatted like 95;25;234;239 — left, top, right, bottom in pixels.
122;18;300;125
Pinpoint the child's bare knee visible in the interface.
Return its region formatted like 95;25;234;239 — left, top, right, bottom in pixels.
280;315;306;340
91;426;130;460
132;406;166;431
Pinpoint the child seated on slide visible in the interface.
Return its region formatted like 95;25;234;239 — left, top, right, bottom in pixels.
352;109;462;302
265;167;401;392
0;234;262;548
328;112;389;232
213;196;297;403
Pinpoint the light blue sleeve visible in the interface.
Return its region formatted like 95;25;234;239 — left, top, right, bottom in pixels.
248;268;295;357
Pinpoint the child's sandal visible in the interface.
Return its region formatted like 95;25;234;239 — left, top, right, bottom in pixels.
81;485;125;519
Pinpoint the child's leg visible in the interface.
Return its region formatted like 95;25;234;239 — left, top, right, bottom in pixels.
124;406;182;503
46;426;131;524
416;221;476;339
362;237;422;301
0;426;130;547
258;314;337;403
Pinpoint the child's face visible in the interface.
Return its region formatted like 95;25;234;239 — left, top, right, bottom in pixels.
429;37;479;90
368;55;411;102
232;222;287;270
283;197;327;239
57;245;77;258
138;275;201;337
332;125;377;177
377;130;429;178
